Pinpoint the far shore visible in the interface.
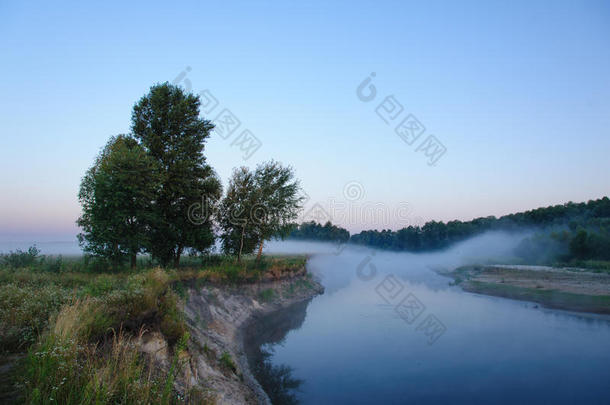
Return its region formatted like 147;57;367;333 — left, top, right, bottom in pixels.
444;265;610;314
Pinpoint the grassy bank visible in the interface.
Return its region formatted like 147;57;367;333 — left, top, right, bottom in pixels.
0;252;307;404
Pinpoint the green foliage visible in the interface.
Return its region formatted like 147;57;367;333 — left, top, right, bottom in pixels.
219;351;236;373
251;161;304;255
0;253;305;403
0;283;69;352
0;245;41;268
77;135;160;269
217;161;304;261
0;266;187;353
258;288;275;302
39;255;64;273
350;196;610;264
162;332;190;404
217;167;260;258
77;83;223;268
21;325;189;405
288;221;350;242
159;290;187;345
131;82;222;267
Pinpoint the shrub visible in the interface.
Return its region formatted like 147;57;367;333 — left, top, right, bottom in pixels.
259;288;275;302
38;255;64;273
219;351;236;373
0;283;69;352
159;290;187;345
0;245;41;268
82;274;116;296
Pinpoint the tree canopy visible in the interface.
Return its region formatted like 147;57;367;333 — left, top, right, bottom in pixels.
288;221;350;243
217;161;304;261
77;135;160;268
131;83;222;267
349;197;610;263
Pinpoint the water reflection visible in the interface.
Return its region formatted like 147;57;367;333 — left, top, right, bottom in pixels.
245;299;312;404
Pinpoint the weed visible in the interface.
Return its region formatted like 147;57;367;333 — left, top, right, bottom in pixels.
219;351;236;373
259;288;275;303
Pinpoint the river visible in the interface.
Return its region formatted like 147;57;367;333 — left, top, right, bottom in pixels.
250;236;610;404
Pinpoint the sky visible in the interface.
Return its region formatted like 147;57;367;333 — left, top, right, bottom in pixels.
1;0;609;241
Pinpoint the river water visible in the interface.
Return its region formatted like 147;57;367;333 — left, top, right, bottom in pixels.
250;236;610;404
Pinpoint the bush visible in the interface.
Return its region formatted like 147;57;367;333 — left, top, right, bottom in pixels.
39;255;64;273
0;283;69;352
219;351;236;373
0;246;41;268
259;288;275;302
159;290;187;345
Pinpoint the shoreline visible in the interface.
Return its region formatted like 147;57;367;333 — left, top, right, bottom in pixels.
181;268;324;404
445;265;610;314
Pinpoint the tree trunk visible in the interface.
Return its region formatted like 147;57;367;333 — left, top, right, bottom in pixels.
256;240;264;262
130;252;137;270
112;242;119;271
173;246;183;268
238;225;245;264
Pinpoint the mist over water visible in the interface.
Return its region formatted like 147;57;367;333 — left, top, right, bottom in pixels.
257;234;610;404
267;231;530;291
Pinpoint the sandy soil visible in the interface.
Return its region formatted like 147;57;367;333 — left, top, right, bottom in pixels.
476;266;610;296
448;265;610;314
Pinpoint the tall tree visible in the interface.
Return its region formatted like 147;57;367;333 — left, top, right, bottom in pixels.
131;83;221;267
251;161;303;261
217;167;259;262
217;161;303;263
77;135;159;269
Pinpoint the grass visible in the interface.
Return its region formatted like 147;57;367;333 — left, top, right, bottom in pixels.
174;254;307;285
219;351;236;374
258;288;275;302
21;313;189;404
0;267;187;403
0;251;307;404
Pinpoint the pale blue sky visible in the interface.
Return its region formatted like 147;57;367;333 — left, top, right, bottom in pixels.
1;0;609;240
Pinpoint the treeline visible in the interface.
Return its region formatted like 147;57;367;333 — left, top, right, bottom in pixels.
288;221;350;243
77;83;302;270
514;217;610;264
290;197;610;264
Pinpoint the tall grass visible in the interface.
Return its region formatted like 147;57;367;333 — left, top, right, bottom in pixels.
23;308;183;404
19;276;200;404
0;252;307;404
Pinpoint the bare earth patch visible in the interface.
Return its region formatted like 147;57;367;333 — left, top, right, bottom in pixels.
477;266;610;296
448;265;610;314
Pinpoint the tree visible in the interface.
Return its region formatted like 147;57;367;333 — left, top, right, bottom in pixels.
251;161;304;260
77;135;160;269
131;83;221;267
217;167;259;262
288;221;350;243
217;161;304;262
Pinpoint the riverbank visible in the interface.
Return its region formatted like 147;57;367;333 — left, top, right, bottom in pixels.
0;254;323;404
181;267;324;404
445;265;610;314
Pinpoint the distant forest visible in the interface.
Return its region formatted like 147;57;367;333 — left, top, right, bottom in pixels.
288;197;610;264
288;221;350;243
